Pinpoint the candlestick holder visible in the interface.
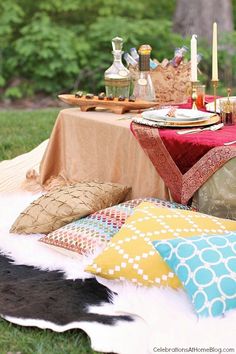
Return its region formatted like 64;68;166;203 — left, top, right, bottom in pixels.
211;80;219;113
191;81;198;109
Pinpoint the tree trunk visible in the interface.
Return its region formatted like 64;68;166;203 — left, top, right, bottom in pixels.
173;0;233;42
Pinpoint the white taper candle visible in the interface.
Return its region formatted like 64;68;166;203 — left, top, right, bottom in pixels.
212;22;218;81
191;34;198;82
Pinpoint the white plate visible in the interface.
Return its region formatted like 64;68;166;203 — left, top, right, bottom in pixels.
206;96;236;113
142;108;213;123
133;114;220;128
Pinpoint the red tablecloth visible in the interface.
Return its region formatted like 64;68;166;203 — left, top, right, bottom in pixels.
130;97;236;204
159;125;236;174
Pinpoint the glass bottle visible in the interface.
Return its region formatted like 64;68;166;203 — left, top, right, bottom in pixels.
170;46;188;67
133;44;156;101
197;53;202;64
104;37;131;98
130;47;158;69
130;47;139;62
123;53;137;67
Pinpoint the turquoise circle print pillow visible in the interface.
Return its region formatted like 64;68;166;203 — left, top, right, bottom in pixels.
153;232;236;317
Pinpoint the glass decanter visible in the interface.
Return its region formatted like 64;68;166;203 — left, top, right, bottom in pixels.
133;44;156;101
104;37;131;98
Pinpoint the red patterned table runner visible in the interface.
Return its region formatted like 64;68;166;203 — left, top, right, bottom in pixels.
159;125;236;174
130;100;236;204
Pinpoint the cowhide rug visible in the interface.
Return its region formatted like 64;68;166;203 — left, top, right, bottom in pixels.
0;254;148;354
0;193;235;354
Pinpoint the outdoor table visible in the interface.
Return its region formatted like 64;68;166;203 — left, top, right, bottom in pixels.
40;108;170;201
39;108;236;219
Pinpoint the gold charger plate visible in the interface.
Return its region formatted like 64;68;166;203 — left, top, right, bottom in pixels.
58;94;158;114
133;114;220;128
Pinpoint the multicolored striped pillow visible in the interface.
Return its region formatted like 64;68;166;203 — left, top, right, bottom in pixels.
39;198;194;257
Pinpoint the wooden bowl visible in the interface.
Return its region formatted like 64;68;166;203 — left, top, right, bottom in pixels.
58;94;158;114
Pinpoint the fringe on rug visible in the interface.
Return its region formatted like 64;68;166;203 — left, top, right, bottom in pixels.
23;170;88;193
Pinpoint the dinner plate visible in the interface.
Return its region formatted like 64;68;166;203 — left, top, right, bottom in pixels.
142;108;213;124
206;96;236;113
133;114;220;128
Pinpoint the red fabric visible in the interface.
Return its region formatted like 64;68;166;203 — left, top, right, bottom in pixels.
159;125;236;174
130;96;236;204
160;95;236;174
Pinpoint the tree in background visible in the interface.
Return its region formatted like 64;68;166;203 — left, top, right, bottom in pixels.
173;0;235;88
173;0;233;42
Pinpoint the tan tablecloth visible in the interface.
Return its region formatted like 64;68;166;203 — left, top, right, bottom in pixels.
39;108;236;219
40;109;170;201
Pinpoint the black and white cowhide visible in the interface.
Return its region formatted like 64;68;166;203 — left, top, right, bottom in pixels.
0;254;131;326
0;253;149;354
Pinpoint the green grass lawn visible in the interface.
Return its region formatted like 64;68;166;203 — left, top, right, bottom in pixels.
0;108;101;354
0;109;60;161
0;319;98;354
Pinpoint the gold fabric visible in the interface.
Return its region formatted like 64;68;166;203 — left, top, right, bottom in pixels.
0;139;48;193
10;181;130;235
192;158;236;220
39;109;170;201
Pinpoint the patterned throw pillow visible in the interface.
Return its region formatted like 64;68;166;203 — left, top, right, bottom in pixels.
153;232;236;317
39;198;193;255
86;202;236;288
10;182;130;235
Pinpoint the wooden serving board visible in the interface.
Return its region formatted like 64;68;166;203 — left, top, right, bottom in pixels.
58;94;158;114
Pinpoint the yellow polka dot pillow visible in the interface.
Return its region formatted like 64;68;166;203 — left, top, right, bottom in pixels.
86;202;236;288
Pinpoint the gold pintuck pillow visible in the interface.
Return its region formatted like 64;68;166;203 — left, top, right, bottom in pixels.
86;202;236;288
10;182;130;235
